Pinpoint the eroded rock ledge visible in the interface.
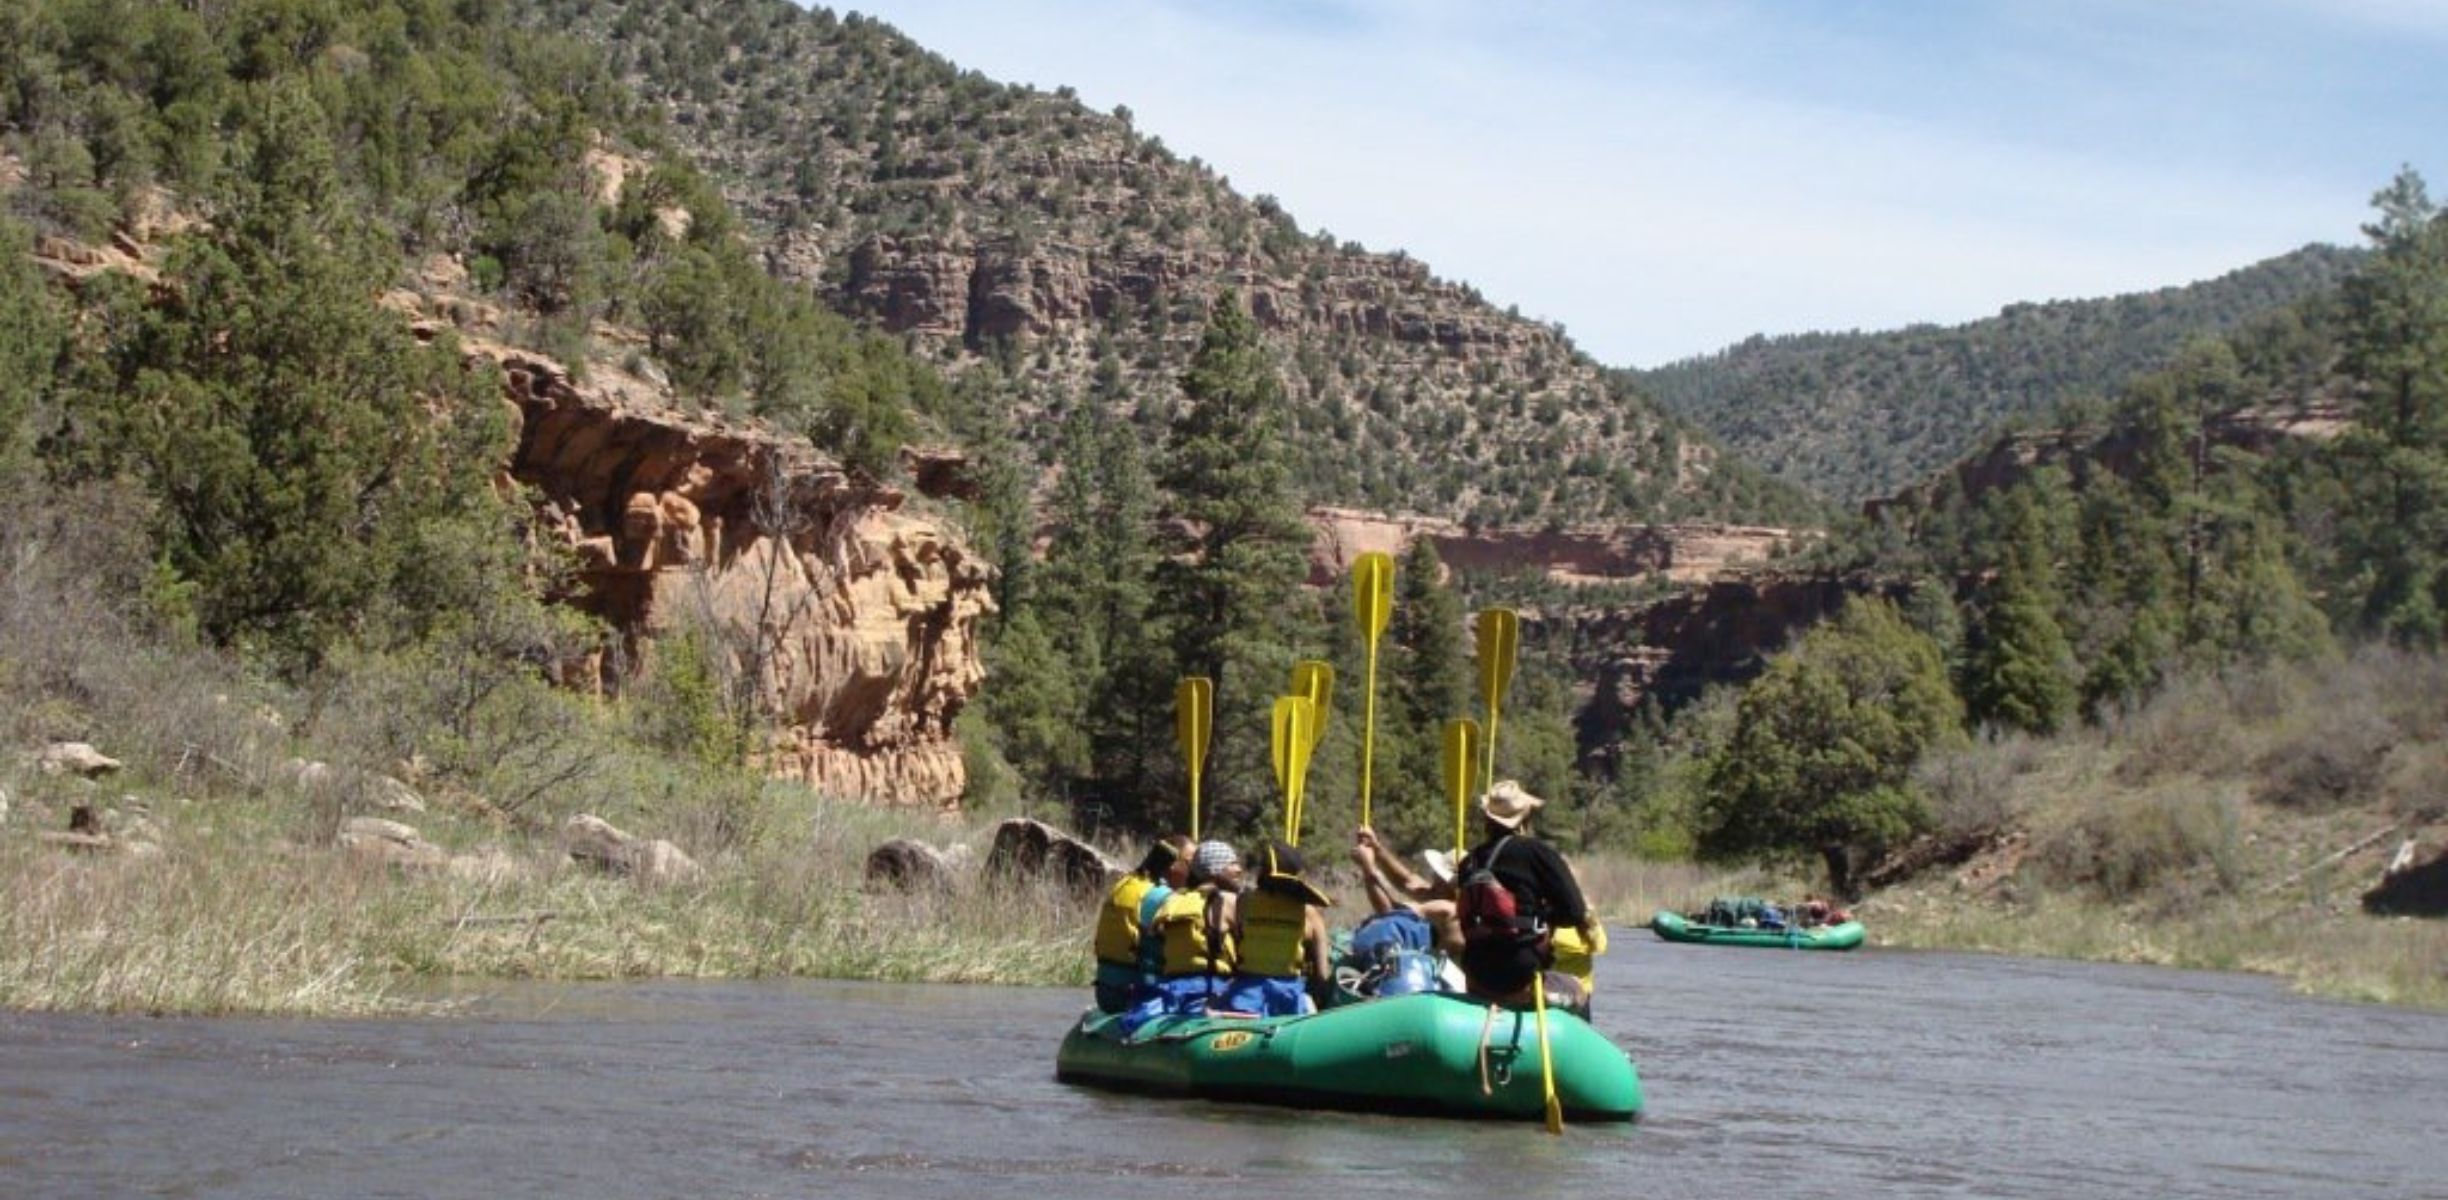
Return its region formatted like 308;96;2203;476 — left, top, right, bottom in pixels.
462;339;991;808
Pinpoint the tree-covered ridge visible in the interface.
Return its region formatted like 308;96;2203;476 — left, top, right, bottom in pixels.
1632;174;2447;895
1829;172;2447;728
0;0;955;482
0;0;976;669
1637;243;2365;505
510;0;1821;527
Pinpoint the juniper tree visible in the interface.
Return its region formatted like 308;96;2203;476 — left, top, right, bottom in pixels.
1700;597;1962;899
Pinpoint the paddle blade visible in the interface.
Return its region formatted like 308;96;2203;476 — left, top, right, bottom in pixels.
1441;719;1479;810
1270;695;1304;791
1174;677;1213;776
1535;974;1564;1135
1474;608;1520;708
1290;660;1333;751
1351;551;1395;640
1287;696;1317;798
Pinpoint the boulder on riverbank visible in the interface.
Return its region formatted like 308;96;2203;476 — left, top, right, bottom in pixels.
864;838;973;892
563;813;702;886
285;758;428;815
339;816;447;870
984;818;1121;894
34;742;120;779
2364;843;2448;917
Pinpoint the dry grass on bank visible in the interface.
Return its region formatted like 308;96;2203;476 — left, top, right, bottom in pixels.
1861;647;2448;1009
0;483;1103;1017
0;785;1098;1017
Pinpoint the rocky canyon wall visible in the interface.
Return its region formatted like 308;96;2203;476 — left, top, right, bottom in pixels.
1305;506;1798;586
464;338;992;808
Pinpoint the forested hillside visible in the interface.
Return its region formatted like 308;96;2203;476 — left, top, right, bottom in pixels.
1596;171;2448;918
1638;244;2363;504
509;0;1818;528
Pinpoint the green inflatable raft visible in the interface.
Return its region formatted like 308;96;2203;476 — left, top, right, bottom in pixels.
1056;992;1642;1121
1649;909;1865;950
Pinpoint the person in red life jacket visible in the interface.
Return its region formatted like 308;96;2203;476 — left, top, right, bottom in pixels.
1455;780;1599;1018
1091;835;1193;1014
1223;839;1334;1016
1797;896;1853;928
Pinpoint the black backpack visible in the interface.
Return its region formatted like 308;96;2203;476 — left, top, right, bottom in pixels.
1457;837;1551;958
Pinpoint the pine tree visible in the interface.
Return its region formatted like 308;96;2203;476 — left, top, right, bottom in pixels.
1154;290;1313;837
1964;486;2077;735
1373;537;1467;850
2334;169;2448;645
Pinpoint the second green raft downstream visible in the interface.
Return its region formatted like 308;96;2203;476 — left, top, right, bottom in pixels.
1056;992;1642;1121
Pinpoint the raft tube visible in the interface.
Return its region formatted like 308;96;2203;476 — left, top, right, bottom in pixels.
1648;909;1865;950
1056;991;1642;1121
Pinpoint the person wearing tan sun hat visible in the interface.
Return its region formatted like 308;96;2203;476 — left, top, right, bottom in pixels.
1454;780;1604;1017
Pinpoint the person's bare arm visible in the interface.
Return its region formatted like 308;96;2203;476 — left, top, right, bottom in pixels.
1358;827;1437;900
1303;907;1333;986
1351;835;1401;915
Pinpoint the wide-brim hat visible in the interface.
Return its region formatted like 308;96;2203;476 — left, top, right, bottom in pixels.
1420;848;1458;886
1479;779;1545;829
1253;839;1334;907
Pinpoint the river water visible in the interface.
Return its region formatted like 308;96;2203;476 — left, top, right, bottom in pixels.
3;940;2443;1199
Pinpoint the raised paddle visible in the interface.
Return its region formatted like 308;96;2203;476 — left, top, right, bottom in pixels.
1290;660;1333;755
1176;677;1212;840
1473;608;1520;794
1441;717;1479;859
1534;972;1564;1134
1290;661;1332;845
1349;551;1394;828
1270;695;1317;845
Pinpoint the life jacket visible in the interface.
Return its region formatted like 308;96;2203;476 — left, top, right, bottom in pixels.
1093;874;1158;968
1235;888;1309;980
1457;836;1551;960
1133;883;1173;976
1156;887;1235;977
1551;924;1599;995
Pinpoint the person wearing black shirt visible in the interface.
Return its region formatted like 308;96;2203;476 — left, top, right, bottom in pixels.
1456;780;1602;1016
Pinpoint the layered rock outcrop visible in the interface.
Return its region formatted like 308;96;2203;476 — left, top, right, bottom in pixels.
1305;506;1799;587
472;340;991;807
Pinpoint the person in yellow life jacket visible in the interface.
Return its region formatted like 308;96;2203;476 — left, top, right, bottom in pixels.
1145;840;1244;1018
1092;835;1193;1014
1223;839;1333;1017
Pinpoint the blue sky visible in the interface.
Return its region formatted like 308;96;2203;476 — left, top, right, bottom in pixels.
839;0;2448;367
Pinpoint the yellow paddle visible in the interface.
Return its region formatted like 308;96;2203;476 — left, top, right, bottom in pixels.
1534;973;1564;1134
1441;718;1479;859
1474;608;1521;794
1290;661;1332;844
1349;552;1394;828
1270;695;1317;845
1175;677;1212;840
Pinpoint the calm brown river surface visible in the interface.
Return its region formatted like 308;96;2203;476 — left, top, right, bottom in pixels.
3;939;2444;1198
